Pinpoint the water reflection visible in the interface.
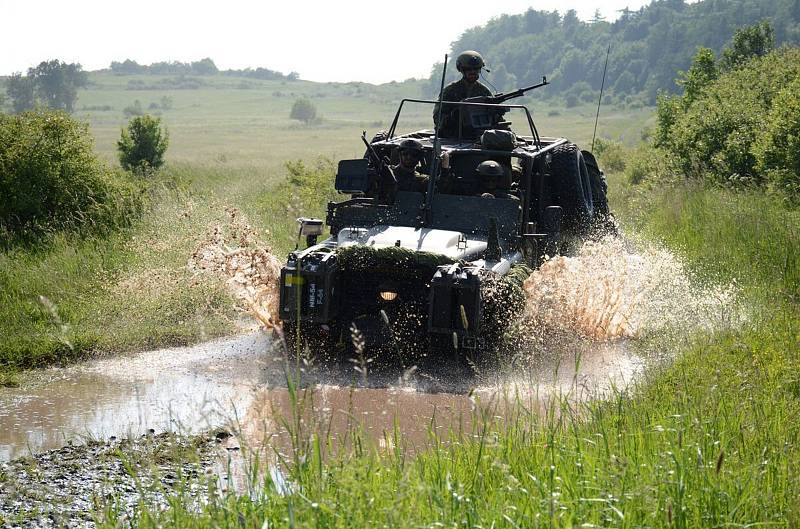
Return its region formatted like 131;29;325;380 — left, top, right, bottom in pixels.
0;331;642;463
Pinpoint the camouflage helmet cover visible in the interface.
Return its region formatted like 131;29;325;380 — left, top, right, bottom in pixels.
476;160;504;178
398;138;424;153
456;50;485;72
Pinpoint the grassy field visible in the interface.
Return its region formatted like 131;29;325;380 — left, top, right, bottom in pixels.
2;72;799;524
0;73;654;384
93;175;800;527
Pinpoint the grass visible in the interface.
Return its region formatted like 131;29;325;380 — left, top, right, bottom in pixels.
88;171;800;526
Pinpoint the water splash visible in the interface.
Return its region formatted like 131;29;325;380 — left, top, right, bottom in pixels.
521;236;740;341
189;207;283;329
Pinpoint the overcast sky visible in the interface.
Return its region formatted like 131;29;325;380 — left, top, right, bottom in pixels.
2;0;652;83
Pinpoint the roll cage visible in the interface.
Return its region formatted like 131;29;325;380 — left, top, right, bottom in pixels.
387;98;543;149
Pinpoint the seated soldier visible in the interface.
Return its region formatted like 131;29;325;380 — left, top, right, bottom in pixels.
475;160;517;200
390;138;428;192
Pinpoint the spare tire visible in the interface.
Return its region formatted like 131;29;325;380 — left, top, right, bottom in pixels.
581;150;609;217
548;142;594;233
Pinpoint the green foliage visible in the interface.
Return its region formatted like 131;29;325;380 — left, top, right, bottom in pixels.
336;245;455;277
754;76;800;198
290;97;317;124
123;99;144;117
117;115;170;174
676;47;718;105
431;3;800;103
652;45;800;196
592;138;626;173
6;73;35;114
0;110;145;242
5;61;88;113
721;20;775;71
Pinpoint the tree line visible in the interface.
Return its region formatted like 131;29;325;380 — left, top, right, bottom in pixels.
428;0;800;105
110;57;299;81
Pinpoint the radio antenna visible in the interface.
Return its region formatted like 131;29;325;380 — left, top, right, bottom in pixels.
591;43;611;152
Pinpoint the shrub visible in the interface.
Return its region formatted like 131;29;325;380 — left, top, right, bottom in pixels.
654;46;800;192
0;110;144;242
117;115;169;174
123;99;144;117
290;97;317;124
754;76;800;199
592;138;626;173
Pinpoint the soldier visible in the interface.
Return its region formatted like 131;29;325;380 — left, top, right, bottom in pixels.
433;50;493;137
475;160;517;200
391;138;428;192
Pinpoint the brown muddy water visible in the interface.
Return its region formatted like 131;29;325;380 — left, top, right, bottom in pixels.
0;332;642;463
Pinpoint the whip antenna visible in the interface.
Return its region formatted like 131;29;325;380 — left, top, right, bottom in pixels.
591;43;611;152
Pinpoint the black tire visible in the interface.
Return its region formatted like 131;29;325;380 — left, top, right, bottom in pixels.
581;149;619;236
549;142;594;234
580;150;609;216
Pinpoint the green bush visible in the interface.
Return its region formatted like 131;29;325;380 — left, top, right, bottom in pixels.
0;110;145;243
592;138;627;173
117;114;169;174
654;46;800;195
755;76;800;199
290;97;317;124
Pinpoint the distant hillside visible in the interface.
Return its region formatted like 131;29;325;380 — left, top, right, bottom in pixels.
428;0;800;105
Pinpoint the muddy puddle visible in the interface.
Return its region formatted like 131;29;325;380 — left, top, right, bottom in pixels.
1;235;741;465
0;332;642;464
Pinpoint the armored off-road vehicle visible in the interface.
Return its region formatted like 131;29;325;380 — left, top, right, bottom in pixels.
279;81;610;359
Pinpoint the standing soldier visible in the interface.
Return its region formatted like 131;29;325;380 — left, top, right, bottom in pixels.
434;50;493;137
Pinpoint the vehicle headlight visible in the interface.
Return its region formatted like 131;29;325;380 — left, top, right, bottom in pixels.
379;291;398;302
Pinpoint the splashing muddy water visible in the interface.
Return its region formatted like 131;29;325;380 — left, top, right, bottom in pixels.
522;236;740;341
0;237;739;463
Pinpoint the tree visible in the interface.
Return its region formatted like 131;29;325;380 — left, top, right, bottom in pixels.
28;60;88;112
110;59;145;75
721;20;775;71
191;58;218;75
6;73;35;114
677;47;718;105
117;115;169;174
755;76;800;196
290;97;317;124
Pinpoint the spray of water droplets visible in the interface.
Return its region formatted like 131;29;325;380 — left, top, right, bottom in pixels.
520;236;741;342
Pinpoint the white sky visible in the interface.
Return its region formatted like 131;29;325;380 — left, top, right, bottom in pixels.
2;0;651;84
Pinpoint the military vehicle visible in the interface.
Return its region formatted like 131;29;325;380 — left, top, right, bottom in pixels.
278;76;610;360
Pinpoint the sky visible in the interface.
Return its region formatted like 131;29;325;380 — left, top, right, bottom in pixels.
2;0;652;84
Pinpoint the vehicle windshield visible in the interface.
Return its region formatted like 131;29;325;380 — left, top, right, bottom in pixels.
388;99;538;141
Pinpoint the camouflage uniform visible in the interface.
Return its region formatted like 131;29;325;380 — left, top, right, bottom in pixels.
433;78;492;137
391;164;428;192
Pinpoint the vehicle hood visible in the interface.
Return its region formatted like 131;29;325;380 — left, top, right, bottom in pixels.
336;225;486;260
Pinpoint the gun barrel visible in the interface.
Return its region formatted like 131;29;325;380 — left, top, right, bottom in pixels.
493;76;549;104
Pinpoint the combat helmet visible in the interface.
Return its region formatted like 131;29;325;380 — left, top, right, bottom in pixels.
456;50;485;72
398;138;424;154
476;160;504;178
